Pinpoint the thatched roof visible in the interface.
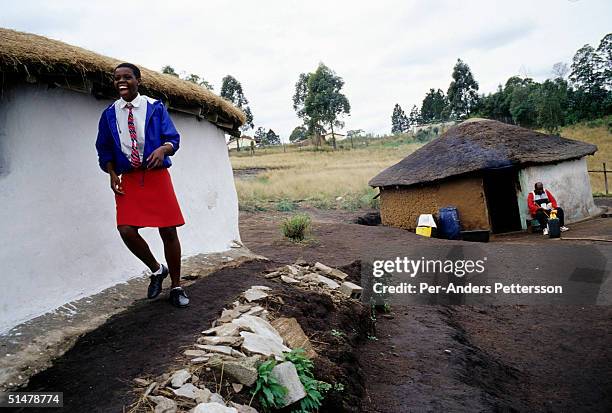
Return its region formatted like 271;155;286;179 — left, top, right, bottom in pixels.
369;119;597;187
0;27;245;136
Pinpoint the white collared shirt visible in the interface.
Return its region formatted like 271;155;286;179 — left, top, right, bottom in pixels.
114;93;150;162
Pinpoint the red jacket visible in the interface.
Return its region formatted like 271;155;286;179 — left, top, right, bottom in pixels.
527;189;558;217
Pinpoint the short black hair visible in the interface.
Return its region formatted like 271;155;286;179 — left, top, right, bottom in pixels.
114;62;141;79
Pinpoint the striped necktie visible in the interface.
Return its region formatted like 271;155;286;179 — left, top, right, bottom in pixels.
126;103;141;168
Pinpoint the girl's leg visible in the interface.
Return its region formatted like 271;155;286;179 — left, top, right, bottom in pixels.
117;225;159;272
159;227;182;288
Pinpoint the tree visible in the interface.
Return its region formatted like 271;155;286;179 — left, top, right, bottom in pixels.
346;129;363;149
221;75;254;132
184;73;214;91
289;126;308;143
473;84;513;124
596;33;612;89
292;63;351;149
535;79;568;134
391;104;409;134
408;105;421;127
570;44;605;93
506;77;539;127
447;58;479;119
551;62;569;80
254;127;267;146
161;65;179;77
420;89;448;123
264;129;281;146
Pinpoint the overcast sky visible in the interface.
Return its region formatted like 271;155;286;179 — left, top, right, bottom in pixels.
1;0;610;140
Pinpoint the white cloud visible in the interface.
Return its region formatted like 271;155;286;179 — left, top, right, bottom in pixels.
1;0;610;139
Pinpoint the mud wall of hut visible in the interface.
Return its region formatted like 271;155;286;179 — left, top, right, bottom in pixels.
517;158;600;228
379;176;490;231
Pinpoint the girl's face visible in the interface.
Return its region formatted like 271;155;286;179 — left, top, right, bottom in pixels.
114;67;139;101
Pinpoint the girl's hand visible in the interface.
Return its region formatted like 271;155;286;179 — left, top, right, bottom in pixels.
146;145;172;169
110;172;124;195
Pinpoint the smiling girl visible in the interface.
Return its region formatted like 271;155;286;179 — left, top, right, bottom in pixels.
95;63;189;308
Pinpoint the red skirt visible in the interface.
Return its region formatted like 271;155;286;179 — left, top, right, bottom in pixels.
115;168;185;228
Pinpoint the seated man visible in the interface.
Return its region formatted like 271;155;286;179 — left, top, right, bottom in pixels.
527;182;569;235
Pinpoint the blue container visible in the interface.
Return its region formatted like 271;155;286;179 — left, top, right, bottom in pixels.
438;207;461;240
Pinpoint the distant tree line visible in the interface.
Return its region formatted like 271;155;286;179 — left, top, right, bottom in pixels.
392;32;612;134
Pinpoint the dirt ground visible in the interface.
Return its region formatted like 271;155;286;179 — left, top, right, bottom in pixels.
11;206;612;412
239;207;612;412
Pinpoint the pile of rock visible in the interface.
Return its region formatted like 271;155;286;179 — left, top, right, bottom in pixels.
264;261;363;300
135;285;315;413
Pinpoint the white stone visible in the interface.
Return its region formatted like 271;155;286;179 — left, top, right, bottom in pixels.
218;308;242;323
190;357;211;364
210;393;225;404
197;336;243;347
301;273;319;283
185;349;209;357
231;383;243;393
232;315;284;343
270;362;307;407
316;274;340;289
243;288;268;302
339;281;363;299
244;306;265;316
285;265;300;276
314;262;334;275
148;395;177;413
328;268;349;281
202;323;241;337
229;402;259;413
194;344;235;356
173;383;210;401
170;369;192;388
207;355;259;386
251;285;272;291
280;275;300;285
240;331;290;360
193;402;237;413
263;271;281;279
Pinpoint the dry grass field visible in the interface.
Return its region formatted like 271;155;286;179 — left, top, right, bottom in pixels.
558;116;611;195
231;138;423;211
230;118;611;211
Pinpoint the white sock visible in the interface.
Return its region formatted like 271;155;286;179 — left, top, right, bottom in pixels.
152;263;164;275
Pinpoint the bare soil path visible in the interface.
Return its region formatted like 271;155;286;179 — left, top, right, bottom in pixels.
239;208;612;412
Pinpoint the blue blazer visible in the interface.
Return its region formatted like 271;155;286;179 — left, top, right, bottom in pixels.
95;99;180;175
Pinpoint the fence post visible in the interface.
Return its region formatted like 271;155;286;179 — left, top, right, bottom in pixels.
604;162;609;195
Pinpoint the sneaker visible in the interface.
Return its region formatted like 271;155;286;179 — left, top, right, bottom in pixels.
543;228;549;236
147;264;169;299
169;287;189;308
560;226;569;232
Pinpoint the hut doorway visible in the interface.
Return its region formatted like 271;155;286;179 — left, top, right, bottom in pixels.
483;167;522;233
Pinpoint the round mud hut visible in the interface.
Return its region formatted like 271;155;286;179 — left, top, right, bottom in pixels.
369;119;600;234
0;28;245;332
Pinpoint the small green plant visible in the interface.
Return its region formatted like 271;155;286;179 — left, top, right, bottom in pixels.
330;329;345;338
281;213;311;241
251;359;287;412
276;198;297;212
284;349;330;413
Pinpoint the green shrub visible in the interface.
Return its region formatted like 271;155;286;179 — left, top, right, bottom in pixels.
276;198;297;212
251;359;287;412
284;349;331;413
281;214;311;241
